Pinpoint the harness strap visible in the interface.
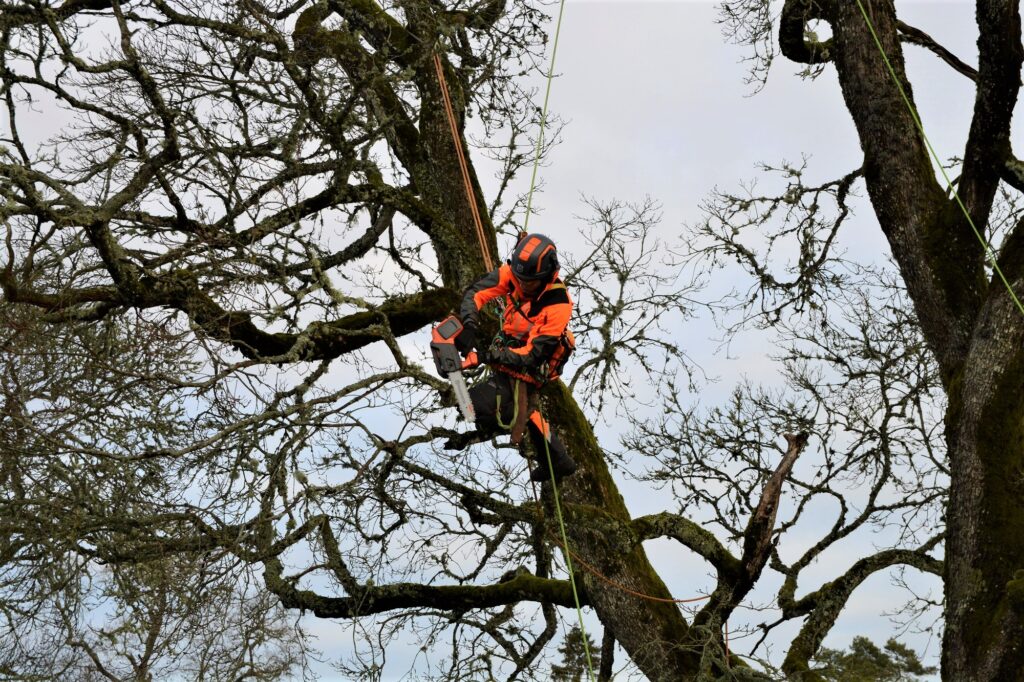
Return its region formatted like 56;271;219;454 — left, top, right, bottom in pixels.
510;380;530;445
507;281;566;323
494;378;520;430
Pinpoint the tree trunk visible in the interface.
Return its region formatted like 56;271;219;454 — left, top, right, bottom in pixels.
943;289;1024;680
542;383;707;680
414;53;500;287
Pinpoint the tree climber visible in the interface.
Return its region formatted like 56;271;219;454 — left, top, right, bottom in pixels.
455;233;579;482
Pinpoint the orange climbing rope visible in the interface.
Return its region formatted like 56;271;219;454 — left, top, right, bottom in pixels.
559;541;711;605
432;53;495;271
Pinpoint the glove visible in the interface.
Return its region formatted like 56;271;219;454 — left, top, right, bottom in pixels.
476;346;501;366
454;322;477;357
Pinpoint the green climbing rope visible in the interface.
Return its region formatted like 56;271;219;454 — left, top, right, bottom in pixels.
540;404;597;681
522;0;569;232
519;0;596;676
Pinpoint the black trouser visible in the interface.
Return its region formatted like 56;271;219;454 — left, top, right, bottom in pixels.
469;372;567;462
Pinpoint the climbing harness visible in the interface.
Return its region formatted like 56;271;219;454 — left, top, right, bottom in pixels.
510;382;531;444
489;287;577;387
494;376;523;430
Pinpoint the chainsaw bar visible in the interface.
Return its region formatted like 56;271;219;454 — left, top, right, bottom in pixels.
448;370;476;424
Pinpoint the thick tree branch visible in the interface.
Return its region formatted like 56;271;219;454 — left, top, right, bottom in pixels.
779;0;836;65
170;285;458;362
1000;153;1024;193
739;432;808;585
692;433;810;630
0;273;121;310
632;513;741;580
0;0;114;29
448;0;507;31
325;0;415;62
898;20;978;81
995;217;1024;283
294;6;423;170
959;0;1023;231
6;274;456;361
263;557;584;617
779;540;942;677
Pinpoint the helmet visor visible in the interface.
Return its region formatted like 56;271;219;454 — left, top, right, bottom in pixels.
513;273;545;297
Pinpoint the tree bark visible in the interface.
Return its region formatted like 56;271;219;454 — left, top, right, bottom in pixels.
827;0;982;384
943;283;1024;680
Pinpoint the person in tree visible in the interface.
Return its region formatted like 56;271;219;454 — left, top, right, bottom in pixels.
455;233;578;482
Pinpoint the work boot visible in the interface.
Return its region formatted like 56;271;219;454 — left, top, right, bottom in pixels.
530;447;577;482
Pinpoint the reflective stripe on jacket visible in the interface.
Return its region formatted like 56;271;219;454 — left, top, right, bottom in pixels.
459;264;572;372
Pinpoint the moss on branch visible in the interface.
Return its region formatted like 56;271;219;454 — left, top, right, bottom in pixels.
181;287;459;362
632;512;741;580
326;0;415;60
780;545;942;677
263;557;584;618
779;0;835;65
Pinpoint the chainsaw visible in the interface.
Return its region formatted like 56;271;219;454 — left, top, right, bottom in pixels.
430;315;479;424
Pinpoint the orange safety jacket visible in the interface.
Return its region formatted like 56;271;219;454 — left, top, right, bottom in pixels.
460;264;574;381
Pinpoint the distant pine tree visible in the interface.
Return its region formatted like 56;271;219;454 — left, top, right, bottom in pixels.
813;636;937;681
551;626;601;682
